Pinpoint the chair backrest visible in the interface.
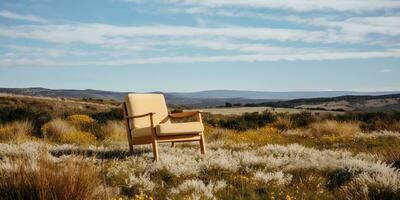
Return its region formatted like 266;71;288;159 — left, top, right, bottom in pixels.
124;94;170;129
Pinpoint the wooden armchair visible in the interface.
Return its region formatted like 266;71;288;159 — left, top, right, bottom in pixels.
122;94;206;161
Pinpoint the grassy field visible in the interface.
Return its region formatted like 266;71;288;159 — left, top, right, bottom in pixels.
0;95;400;200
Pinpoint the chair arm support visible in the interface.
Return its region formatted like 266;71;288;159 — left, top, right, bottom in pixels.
125;112;155;119
168;110;203;118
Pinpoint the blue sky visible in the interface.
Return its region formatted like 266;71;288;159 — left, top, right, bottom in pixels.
0;0;400;92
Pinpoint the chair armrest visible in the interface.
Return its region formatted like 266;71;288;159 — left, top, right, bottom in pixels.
169;110;203;118
125;112;155;119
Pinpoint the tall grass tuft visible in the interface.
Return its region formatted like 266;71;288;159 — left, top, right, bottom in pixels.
41;118;77;141
102;121;126;142
308;120;360;138
0;121;33;142
0;152;102;200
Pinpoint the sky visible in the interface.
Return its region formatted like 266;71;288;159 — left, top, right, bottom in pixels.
0;0;400;92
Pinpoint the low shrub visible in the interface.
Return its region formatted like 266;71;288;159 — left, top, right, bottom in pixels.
271;116;292;130
326;169;353;189
66;114;104;139
0;121;33;142
91;108;123;124
215;111;276;131
0;107;51;136
335;112;400;132
341;175;400;200
289;112;314;128
60;131;96;145
66;114;96;125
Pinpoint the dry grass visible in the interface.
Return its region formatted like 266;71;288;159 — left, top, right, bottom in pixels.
308;120;360;138
41;119;77;141
0;151;102;200
379;148;400;169
41;119;96;145
387;121;400;132
1;133;400;199
271;116;292;130
1;97;400;199
102;121;126;142
0;121;33;142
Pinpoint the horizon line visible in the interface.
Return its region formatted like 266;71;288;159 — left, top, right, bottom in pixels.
1;87;400;94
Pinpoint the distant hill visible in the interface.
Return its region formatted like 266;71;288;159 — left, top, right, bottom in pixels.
246;93;400;112
170;90;399;100
0;87;127;101
0;87;271;108
1;87;399;109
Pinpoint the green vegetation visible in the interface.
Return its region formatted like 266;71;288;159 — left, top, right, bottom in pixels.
0;95;400;200
207;111;276;131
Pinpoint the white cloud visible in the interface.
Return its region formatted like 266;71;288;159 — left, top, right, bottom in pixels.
157;0;400;12
312;16;400;38
1;49;400;66
0;23;367;45
0;10;47;23
168;7;400;41
158;39;332;54
1;21;399;66
2;44;97;57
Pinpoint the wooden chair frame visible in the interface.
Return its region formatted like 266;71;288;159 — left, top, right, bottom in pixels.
122;102;206;161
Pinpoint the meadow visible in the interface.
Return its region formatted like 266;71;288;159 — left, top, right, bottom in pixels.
0;95;400;200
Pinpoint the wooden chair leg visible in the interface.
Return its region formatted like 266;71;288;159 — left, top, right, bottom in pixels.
127;134;133;155
171;142;175;147
152;140;159;161
200;133;206;154
129;144;133;155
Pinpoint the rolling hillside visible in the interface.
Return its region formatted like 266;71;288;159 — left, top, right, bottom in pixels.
170;90;399;99
1;87;399;110
0;88;272;108
247;93;400;112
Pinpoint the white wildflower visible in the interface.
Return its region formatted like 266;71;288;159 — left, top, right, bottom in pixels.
125;173;155;192
170;179;227;200
254;171;293;185
356;130;400;138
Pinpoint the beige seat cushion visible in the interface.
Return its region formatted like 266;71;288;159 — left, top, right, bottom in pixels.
156;122;204;136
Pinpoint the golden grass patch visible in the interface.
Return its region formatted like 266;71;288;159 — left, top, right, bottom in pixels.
0;153;102;200
309;120;360;138
41;118;77;141
60;131;96;145
66;114;96;125
0;121;32;142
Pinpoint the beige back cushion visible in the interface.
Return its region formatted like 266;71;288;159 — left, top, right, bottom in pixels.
124;94;170;129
